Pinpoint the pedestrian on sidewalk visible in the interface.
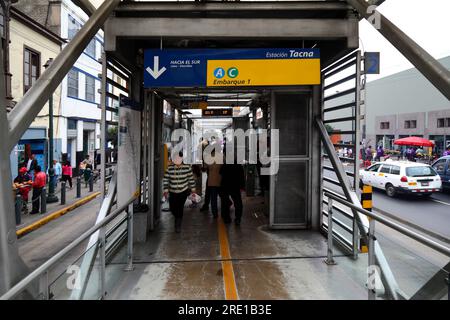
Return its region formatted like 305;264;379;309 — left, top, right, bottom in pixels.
13;167;32;213
48;159;62;188
30;166;46;215
26;154;38;181
220;157;245;226
62;161;73;189
163;152;196;233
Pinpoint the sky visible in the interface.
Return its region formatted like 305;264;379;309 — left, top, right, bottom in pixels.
91;0;450;81
359;0;450;81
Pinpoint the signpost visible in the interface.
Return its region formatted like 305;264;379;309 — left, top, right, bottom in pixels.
144;48;320;88
202;108;233;117
364;52;380;74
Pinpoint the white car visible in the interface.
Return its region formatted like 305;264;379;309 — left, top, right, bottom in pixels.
359;160;442;197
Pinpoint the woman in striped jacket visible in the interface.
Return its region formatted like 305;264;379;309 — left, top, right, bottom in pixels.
163;152;196;233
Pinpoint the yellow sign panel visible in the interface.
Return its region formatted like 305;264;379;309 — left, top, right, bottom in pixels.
207;59;321;87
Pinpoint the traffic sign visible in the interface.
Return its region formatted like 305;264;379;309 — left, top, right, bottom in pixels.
144;48;320;88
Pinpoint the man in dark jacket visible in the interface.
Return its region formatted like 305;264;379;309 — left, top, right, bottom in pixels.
220;163;245;225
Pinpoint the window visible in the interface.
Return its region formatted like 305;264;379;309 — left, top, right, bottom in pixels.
68;68;79;98
391;166;401;175
85;39;96;58
437;118;450;128
0;7;5;38
380;122;389;130
68;119;77;130
85;75;95;103
404;120;417;129
380;165;392;174
432;160;447;175
406;166;437;177
68;15;81;40
368;164;381;172
24;48;40;93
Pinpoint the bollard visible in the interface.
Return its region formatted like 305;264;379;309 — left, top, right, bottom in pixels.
15;192;22;225
61;181;66;205
76;177;81;198
359;183;373;253
40;187;47;214
89;175;94;192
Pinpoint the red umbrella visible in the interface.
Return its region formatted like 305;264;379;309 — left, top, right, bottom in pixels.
394;136;435;147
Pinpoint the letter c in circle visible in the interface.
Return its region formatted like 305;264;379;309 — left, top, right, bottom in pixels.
227;67;238;78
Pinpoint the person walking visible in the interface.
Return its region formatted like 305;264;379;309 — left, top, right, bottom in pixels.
30;166;46;214
48;159;62;188
376;145;384;161
62;161;73;189
205;152;223;218
220;162;245;225
163;152;196;233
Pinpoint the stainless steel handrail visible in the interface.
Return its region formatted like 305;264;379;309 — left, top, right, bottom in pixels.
0;195;137;300
325;192;450;258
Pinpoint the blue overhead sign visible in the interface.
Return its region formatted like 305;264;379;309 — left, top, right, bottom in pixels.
143;48;321;88
364;52;380;74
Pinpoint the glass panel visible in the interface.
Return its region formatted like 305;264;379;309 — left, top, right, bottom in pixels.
48;242;101;300
391;166;400;175
85;39;96;58
273;161;307;224
371;226;448;299
406;166;437;177
275;93;309;156
85;76;95;102
380;165;391;174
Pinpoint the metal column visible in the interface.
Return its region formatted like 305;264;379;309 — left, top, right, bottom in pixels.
347;0;450;100
100;52;107;199
148;92;155;231
0;47;29;296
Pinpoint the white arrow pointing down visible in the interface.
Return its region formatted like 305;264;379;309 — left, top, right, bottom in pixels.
146;56;167;79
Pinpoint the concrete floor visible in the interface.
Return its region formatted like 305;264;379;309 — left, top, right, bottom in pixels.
106;196;370;300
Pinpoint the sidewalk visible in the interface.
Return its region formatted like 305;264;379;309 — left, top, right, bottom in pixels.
15;178;102;237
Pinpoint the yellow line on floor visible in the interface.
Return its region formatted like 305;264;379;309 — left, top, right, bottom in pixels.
217;217;239;300
16;192;101;239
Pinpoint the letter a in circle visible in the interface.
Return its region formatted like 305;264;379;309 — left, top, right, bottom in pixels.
214;67;225;79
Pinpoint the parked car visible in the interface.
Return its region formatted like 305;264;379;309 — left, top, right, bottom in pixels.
359;160;442;197
431;156;450;190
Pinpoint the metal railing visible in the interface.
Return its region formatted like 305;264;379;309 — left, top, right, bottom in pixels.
0;193;137;300
324;191;450;300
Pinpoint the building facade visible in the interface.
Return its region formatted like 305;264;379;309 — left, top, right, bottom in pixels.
14;0;105;169
367;56;450;155
8;6;64;178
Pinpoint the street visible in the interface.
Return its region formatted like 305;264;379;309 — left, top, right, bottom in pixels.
323;160;450;241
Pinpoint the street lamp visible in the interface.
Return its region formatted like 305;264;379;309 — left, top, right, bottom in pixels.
44;58;58;203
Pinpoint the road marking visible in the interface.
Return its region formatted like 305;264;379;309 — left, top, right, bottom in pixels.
430;198;450;207
16;192;101;238
217;218;239;300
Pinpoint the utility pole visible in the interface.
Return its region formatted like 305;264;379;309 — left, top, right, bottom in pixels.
44;58;58;203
